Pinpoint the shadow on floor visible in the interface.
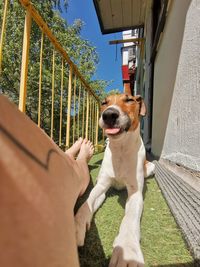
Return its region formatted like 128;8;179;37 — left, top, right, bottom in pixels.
75;174;108;267
143;175;155;199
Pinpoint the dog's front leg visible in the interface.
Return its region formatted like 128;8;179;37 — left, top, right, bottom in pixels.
109;184;144;267
75;178;111;246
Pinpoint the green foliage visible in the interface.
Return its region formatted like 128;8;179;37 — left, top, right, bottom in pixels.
0;0;109;147
52;0;68;12
89;80;120;101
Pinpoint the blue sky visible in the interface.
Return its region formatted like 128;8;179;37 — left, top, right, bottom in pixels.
60;0;123;92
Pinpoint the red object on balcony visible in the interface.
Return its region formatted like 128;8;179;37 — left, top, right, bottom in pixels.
122;65;129;81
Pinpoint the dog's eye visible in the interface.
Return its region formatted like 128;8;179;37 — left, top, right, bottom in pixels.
101;100;108;106
125;98;135;103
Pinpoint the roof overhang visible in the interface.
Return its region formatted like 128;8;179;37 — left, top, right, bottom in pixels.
93;0;146;34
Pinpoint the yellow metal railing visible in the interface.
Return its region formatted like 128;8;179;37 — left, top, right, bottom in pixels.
0;0;101;150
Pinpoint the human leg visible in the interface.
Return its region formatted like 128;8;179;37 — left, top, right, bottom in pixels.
0;96;92;267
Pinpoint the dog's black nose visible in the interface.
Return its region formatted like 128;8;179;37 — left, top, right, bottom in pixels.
102;108;119;126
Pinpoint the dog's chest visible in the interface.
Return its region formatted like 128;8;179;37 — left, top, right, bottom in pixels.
111;150;136;180
102;141;138;184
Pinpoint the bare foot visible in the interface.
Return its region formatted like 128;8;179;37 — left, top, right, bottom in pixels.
65;137;83;158
76;140;94;196
77;139;94;162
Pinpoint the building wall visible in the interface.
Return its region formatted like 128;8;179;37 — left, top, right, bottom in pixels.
161;0;200;171
151;0;191;157
143;0;153;149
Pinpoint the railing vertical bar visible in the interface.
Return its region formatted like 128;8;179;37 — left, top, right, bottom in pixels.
91;98;94;144
50;49;55;139
93;100;96;144
38;31;44;127
19;10;32;112
0;0;8;75
93;98;97;144
90;97;93;141
82;89;85;138
59;57;64;146
94;100;96;144
89;95;92;141
88;95;91;140
66;66;73;148
85;91;89;140
77;82;81;138
95;104;99;147
72;75;76;144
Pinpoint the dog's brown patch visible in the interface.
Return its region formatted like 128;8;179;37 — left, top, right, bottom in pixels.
101;94;146;131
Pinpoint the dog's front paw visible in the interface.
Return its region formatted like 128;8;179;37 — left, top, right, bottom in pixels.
74;202;92;246
109;241;144;267
145;161;155;177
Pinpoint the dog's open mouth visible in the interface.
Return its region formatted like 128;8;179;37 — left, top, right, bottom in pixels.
105;127;121;135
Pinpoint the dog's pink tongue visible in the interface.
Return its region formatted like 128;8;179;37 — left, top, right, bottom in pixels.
105;128;120;135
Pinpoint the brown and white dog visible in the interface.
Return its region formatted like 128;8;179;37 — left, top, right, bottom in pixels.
75;94;155;267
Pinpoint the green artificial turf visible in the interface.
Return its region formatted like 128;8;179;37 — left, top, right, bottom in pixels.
76;152;194;267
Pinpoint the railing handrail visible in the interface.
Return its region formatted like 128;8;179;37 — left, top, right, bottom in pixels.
19;0;100;103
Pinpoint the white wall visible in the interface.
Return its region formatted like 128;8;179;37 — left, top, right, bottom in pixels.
143;0;153;149
161;0;200;171
151;0;191;157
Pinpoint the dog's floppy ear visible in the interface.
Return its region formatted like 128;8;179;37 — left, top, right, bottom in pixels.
135;95;146;116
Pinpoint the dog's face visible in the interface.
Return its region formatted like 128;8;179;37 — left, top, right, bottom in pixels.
99;94;146;138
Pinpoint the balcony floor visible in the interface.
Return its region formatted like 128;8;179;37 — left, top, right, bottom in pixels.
77;152;194;267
